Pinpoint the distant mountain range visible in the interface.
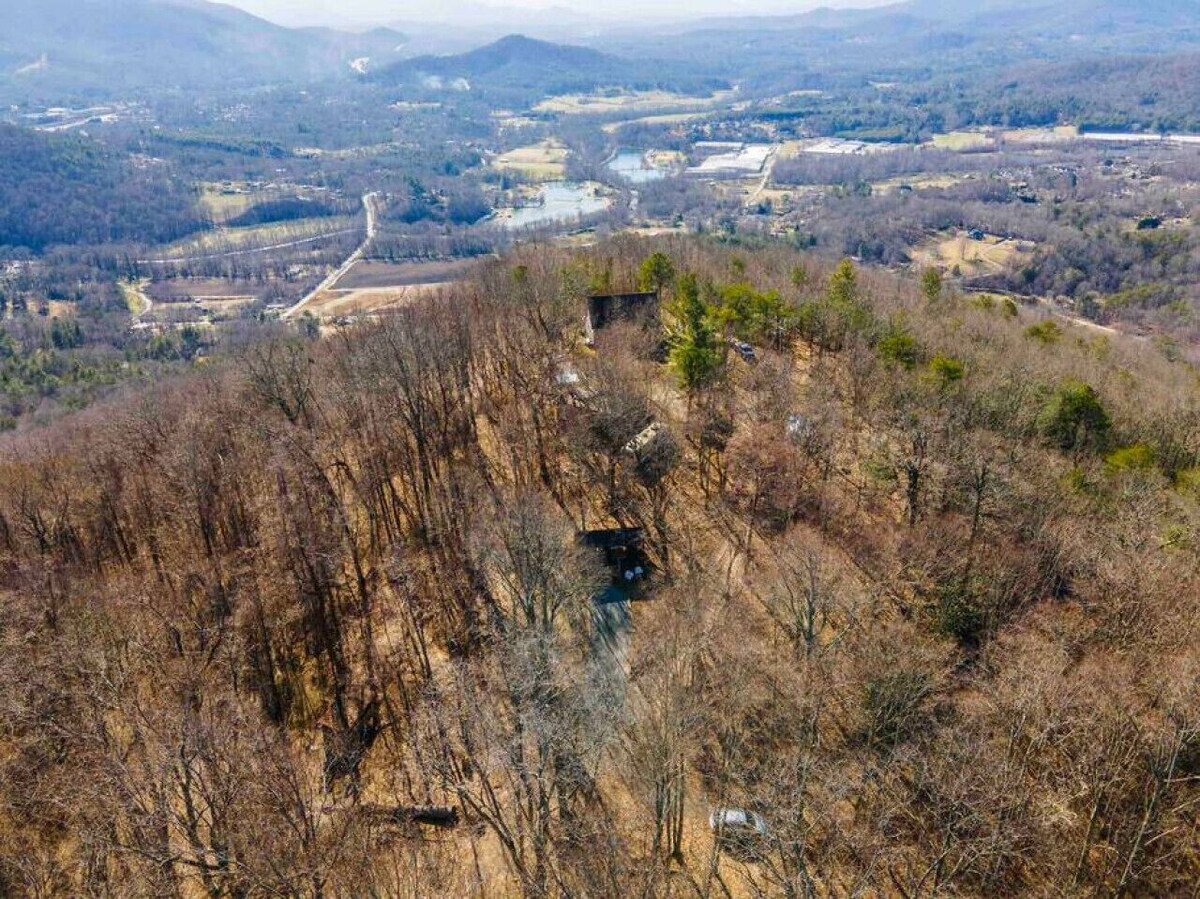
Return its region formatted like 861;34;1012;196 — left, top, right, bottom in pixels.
601;0;1200;84
669;0;1200;35
0;0;408;101
2;0;1198;104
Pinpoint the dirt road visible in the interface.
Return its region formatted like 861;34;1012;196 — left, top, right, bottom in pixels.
284;192;379;320
745;145;779;207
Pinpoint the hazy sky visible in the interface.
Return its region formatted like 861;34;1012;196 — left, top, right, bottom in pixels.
223;0;887;29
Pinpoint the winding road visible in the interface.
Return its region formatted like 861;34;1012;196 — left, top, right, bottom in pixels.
284;192;379;320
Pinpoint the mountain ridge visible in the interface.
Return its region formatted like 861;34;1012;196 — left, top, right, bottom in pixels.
0;0;408;101
370;33;725;99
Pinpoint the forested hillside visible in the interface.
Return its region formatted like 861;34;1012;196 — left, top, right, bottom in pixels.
930;54;1200;132
0;125;203;251
0;0;408;100
0;238;1198;896
372;35;727;101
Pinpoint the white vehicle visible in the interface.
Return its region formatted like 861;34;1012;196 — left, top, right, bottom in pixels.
709;808;768;853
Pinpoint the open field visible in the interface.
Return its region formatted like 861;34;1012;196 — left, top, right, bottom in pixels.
334;258;483;291
119;279;151;317
302;283;449;318
646;149;687;168
197;182;342;223
146;277;265;303
534;88;734;116
188;296;257;314
492;140;570;180
1002;125;1080;144
928;127;1080;151
601;111;711;134
930;130;994;151
620;225;689;238
153;215;359;260
197;183;262;223
911;230;1033;273
872;173;975;194
152;296;257;322
748;186;805;210
494;114;542;131
776;140;811;160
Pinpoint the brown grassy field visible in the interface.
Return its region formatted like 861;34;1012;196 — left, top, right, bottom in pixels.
197;183;260;223
911;230;1033;273
492;140;570;180
303;283;450;318
334;259;484;291
930;130;995;151
146;277;263;302
602;112;711;134
872;173;975;194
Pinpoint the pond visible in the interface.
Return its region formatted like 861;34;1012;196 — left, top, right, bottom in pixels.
606;149;668;184
502;182;612;230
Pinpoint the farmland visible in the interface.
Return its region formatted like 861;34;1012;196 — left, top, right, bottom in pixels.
492;139;570;180
197;182;260;223
930;130;994;151
148;215;360;261
334;258;484;291
292;258;483;319
299;282;450;318
145;277;262;303
601;112;710;134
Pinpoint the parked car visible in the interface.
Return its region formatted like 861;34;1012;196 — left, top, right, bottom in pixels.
709;807;768;855
728;338;757;364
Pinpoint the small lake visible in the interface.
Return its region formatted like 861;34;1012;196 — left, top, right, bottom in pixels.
607;150;667;184
503;182;611;230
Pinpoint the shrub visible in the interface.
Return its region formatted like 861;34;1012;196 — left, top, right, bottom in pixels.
1037;381;1111;454
1025;320;1063;344
878;327;920;369
1104;443;1155;473
930;580;987;646
927;354;965;386
1174;467;1200;496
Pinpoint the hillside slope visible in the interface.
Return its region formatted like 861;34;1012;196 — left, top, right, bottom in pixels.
0;124;203;250
0;237;1197;895
0;0;408;101
371;34;725;100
